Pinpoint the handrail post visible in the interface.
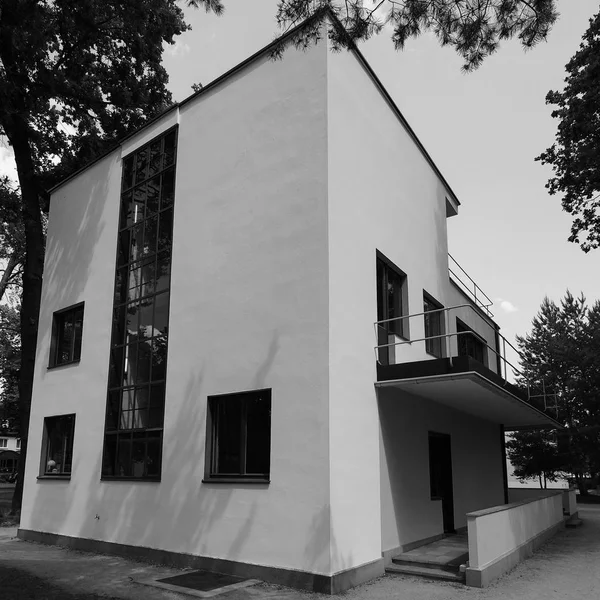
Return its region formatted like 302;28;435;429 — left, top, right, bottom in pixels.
444;308;452;367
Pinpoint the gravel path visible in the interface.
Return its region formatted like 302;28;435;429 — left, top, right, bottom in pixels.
0;505;598;600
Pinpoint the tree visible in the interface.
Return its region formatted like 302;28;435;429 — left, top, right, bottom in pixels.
276;1;558;71
537;10;600;252
506;430;562;488
0;0;225;514
0;304;20;433
0;178;24;304
513;292;600;493
0;0;561;516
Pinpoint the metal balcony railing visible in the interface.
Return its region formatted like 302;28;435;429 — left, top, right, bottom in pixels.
374;303;558;416
448;253;494;317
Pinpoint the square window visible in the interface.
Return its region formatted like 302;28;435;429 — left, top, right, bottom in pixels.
205;389;271;482
49;303;84;367
0;439;7;448
41;414;75;477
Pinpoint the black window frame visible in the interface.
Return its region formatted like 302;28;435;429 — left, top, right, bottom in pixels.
101;126;178;482
376;251;409;340
40;414;76;479
456;318;488;367
49;302;85;368
423;291;445;358
204;389;272;484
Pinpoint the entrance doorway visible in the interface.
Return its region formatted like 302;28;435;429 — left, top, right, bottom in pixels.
428;432;455;533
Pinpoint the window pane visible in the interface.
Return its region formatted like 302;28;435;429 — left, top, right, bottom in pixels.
129;224;144;264
160;168;175;209
117;230;131;266
117;437;132;476
125;303;139;345
163;132;176;167
131;434;146;477
120;191;133;229
245;396;271;475
102;435;117;477
135;149;148;184
148;141;162;178
132;185;146;224
133;409;149;430
158;208;173;251
73;310;83;361
136;342;152;383
155;252;171;293
154;293;169;335
120;410;133;430
123;344;137;387
146;433;161;476
151;336;167;381
144;215;158;256
106;392;120;431
122;156;135;190
57;316;74;364
121;387;135;411
148;407;163;428
146;176;160;216
138;297;155;335
214;398;242;474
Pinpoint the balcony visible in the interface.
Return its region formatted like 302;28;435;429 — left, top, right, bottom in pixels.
374;302;562;431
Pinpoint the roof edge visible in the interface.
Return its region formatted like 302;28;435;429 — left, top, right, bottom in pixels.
50;8;461;208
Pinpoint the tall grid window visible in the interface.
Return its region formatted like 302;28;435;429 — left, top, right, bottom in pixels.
102;127;177;480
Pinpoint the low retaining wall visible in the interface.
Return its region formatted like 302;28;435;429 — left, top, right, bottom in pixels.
465;490;564;587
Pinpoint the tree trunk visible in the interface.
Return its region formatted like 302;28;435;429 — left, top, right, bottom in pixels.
538;473;543;489
5;116;45;515
0;251;20;302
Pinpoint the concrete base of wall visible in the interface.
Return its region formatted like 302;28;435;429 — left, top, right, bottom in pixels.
465;520;564;587
17;529;383;594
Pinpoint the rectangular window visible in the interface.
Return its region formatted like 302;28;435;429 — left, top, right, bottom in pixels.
49;303;84;367
456;318;488;366
16;439;20;449
205;389;271;482
41;414;75;477
376;253;408;339
423;292;444;358
0;439;7;448
102;127;177;481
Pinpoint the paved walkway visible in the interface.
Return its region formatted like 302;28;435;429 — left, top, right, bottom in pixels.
1;506;599;599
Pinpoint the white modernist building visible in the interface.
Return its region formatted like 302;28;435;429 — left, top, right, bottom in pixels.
20;15;566;593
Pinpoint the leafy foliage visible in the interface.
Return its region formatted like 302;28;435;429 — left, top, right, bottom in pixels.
0;0;225;514
537;10;600;252
506;430;562;488
512;292;600;489
275;1;558;71
0;304;20;432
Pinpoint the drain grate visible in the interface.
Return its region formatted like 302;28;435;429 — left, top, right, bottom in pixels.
156;570;247;592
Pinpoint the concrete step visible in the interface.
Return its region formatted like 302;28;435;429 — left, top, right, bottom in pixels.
392;551;468;570
392;557;462;573
386;563;465;582
566;517;583;528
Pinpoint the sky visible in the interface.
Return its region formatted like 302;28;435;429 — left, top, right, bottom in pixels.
2;0;599;349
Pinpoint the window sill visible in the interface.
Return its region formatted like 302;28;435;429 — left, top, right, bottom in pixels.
47;360;80;371
431;496;443;501
100;477;161;482
202;477;270;485
37;475;71;481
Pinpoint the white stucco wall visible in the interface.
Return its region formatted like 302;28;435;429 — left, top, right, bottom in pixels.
467;492;563;570
23;40;332;576
379;387;505;553
325;37;477;570
0;436;20;452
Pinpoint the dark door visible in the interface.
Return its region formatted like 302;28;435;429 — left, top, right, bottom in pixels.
428;432;455;533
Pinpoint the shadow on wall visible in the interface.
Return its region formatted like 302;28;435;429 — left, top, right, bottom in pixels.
27;327;343;579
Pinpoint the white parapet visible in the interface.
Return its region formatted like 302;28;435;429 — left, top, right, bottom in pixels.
465;491;564;587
